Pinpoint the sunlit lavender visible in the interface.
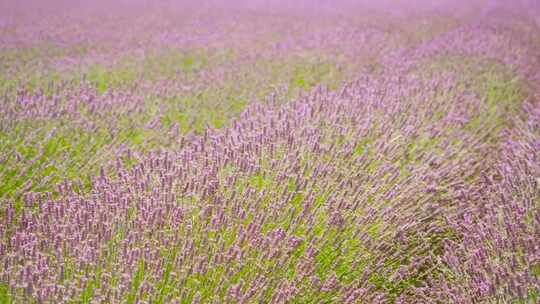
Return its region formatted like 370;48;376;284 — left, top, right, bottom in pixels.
1;0;539;303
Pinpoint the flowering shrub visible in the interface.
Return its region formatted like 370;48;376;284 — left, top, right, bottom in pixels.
1;0;539;303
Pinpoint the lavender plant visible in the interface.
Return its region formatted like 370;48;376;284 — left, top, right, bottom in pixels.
1;0;539;303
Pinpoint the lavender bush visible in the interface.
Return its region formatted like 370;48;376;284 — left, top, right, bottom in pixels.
1;0;539;303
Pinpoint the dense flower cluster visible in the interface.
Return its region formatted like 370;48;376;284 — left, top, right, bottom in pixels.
1;0;539;303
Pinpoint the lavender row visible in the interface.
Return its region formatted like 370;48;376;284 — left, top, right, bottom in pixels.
1;1;540;303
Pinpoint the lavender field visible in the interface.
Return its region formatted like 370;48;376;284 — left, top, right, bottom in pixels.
1;0;539;303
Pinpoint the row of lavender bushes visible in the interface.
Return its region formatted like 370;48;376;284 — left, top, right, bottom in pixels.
1;0;540;303
0;0;472;210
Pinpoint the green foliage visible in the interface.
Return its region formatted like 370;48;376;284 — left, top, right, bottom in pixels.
126;259;146;304
0;283;13;304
